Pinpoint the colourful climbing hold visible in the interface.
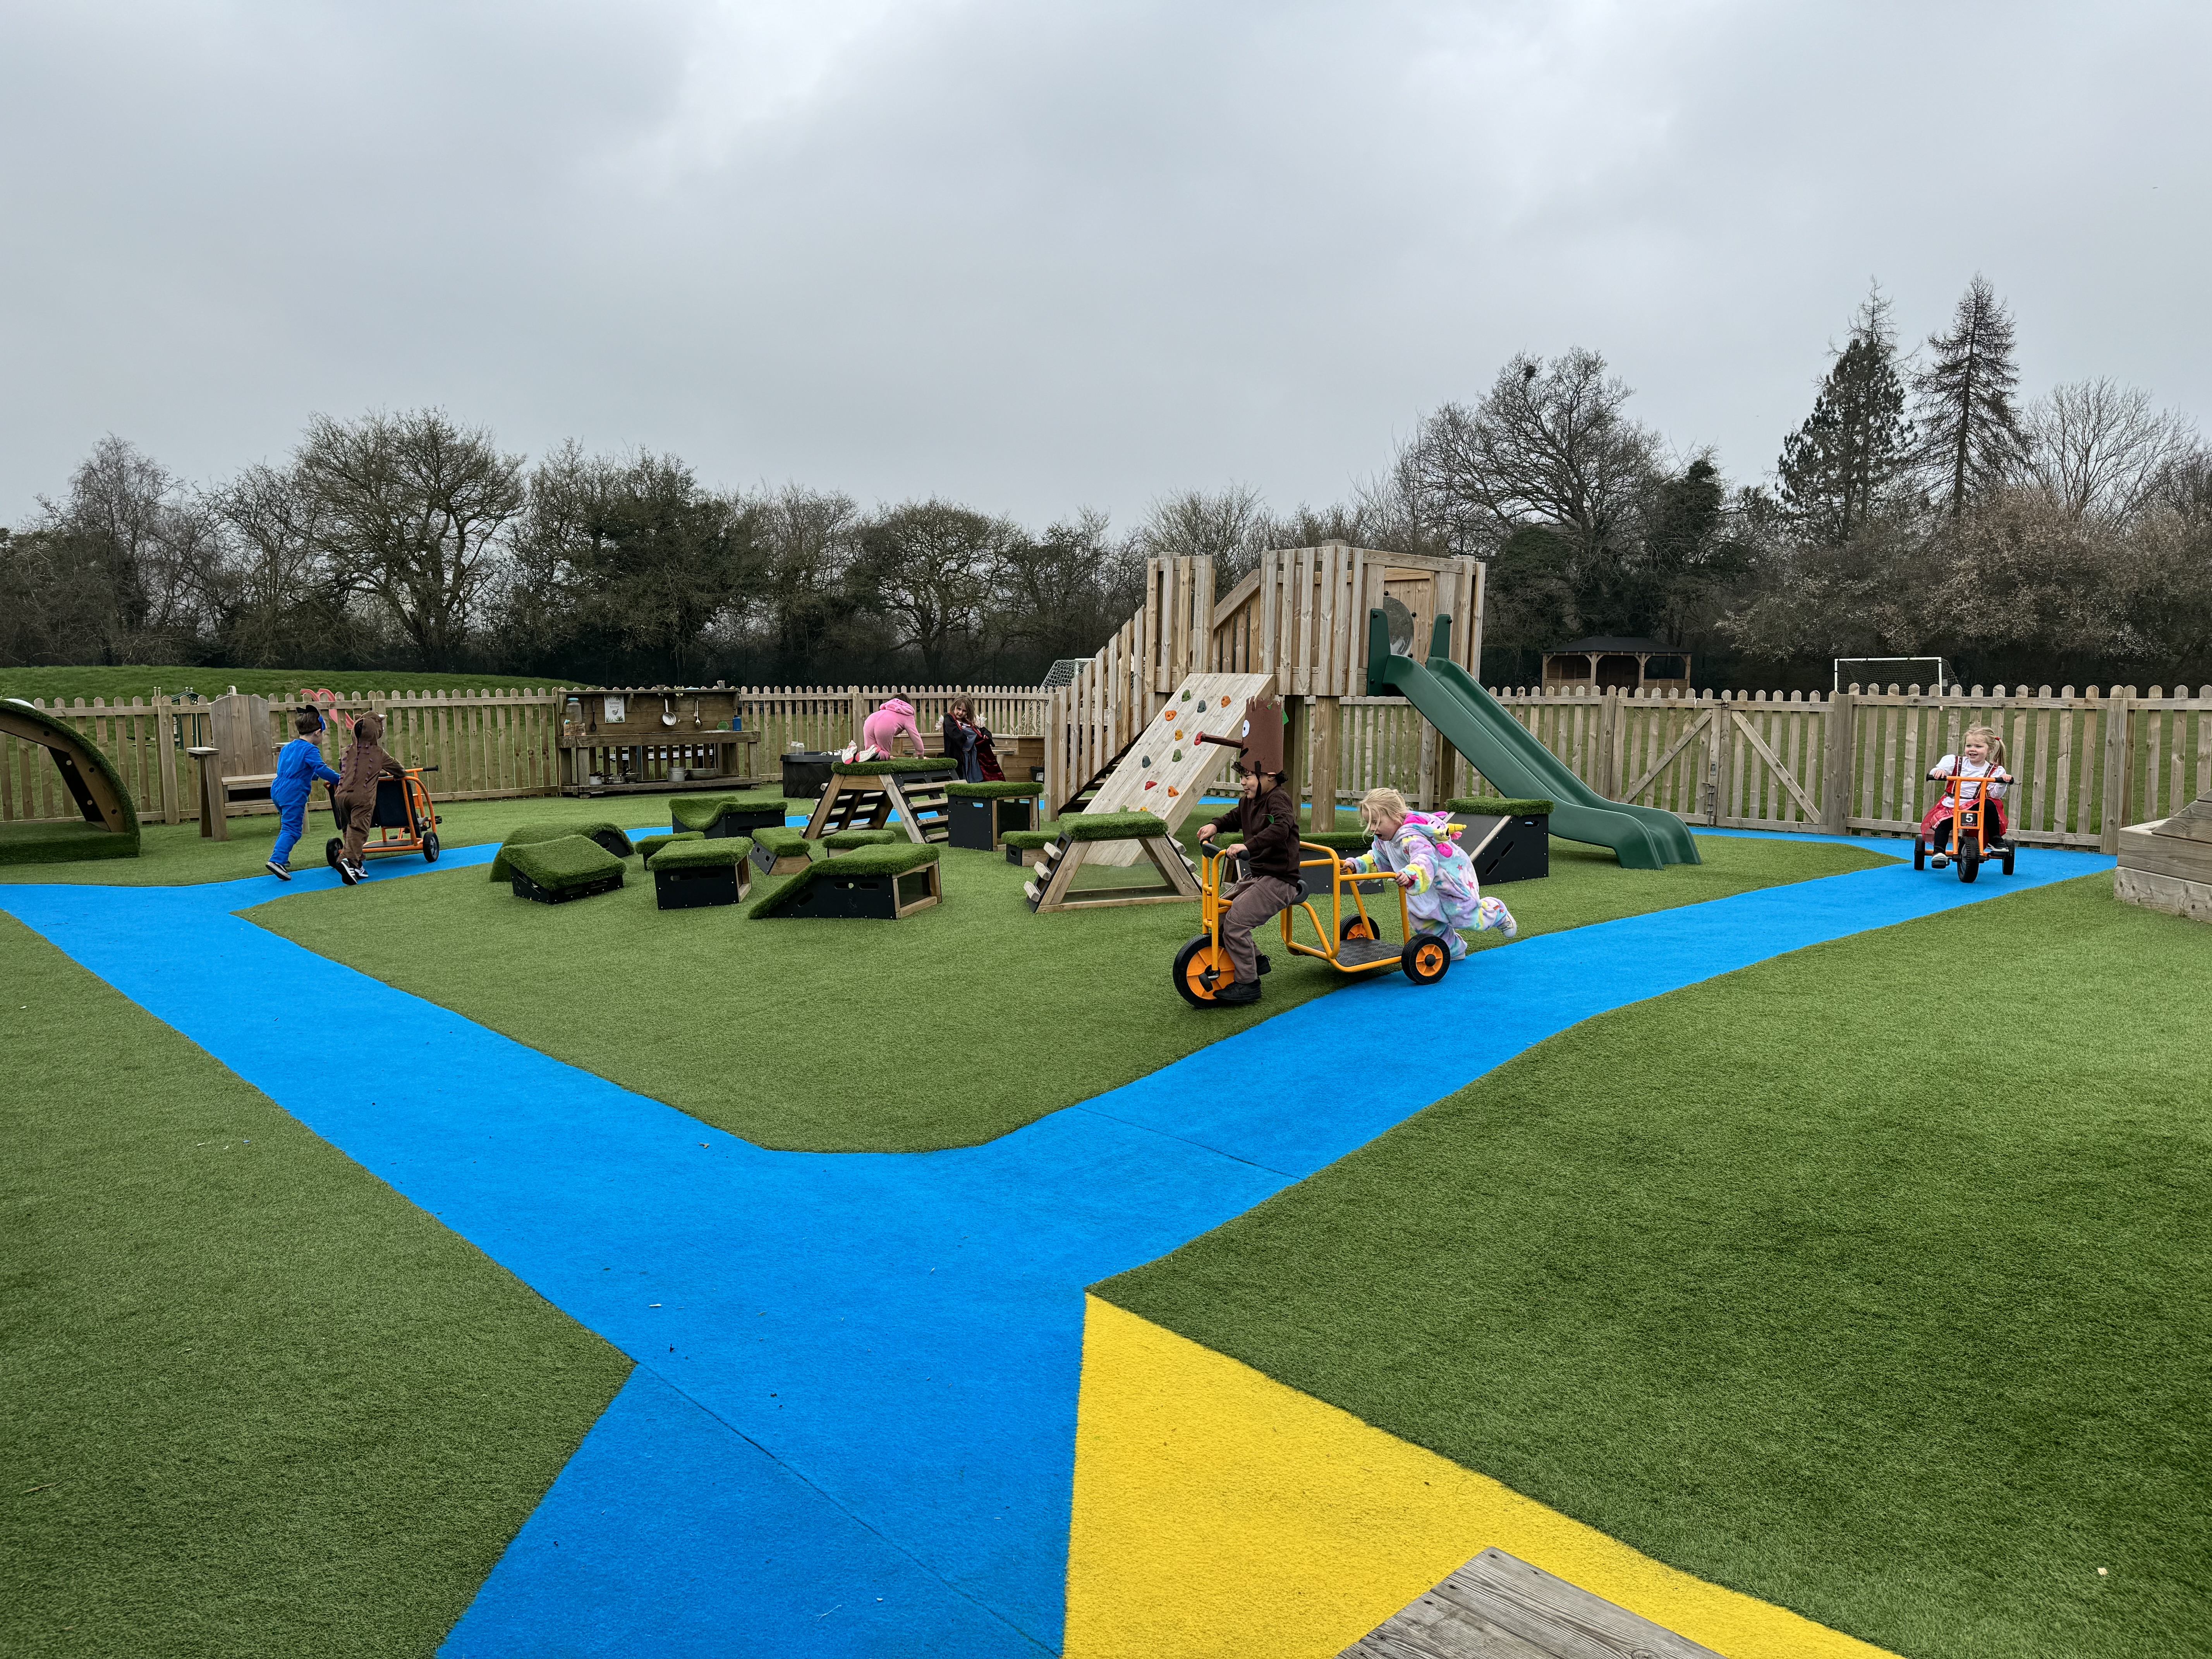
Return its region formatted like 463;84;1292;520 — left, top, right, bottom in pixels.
1173;731;1183;741
1171;748;1183;762
1140;754;1151;768
1181;689;1191;701
1221;695;1231;706
1166;785;1180;797
1144;779;1157;789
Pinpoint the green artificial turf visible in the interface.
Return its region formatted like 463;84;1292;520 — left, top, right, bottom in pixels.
1001;827;1064;851
1099;875;2212;1659
823;828;900;850
0;795;690;888
249;834;1884;1152
1066;811;1172;841
0;666;570;706
666;795;794;833
505;834;625;892
1446;795;1554;816
637;831;707;864
649;836;750;870
944;780;1043;799
1294;828;1374;854
487;820;631;881
752;825;814;857
833;756;951;776
0;819;139;866
746;841;939;917
0;913;629;1658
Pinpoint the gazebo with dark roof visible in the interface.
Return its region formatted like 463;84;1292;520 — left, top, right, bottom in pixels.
1540;636;1692;695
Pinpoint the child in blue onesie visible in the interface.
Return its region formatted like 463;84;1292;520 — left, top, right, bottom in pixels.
268;708;341;879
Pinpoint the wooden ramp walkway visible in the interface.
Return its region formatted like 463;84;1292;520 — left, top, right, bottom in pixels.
1338;1549;1723;1659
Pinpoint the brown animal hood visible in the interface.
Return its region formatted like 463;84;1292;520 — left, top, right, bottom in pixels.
353;712;385;744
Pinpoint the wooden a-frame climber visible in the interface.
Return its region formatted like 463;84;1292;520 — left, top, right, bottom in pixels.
1023;818;1203;912
804;761;956;845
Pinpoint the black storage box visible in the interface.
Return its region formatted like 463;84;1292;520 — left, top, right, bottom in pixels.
780;750;838;799
654;862;745;910
1460;812;1551;884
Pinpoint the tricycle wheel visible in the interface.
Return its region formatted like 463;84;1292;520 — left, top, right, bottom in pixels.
2002;847;2016;876
1173;936;1235;1007
325;837;343;869
1401;931;1452;985
1340;915;1376;941
1912;838;1927;871
1957;843;1980;884
422;832;440;863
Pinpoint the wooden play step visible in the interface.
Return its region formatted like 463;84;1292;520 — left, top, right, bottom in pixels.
1336;1548;1722;1659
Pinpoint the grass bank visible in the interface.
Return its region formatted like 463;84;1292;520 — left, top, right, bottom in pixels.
1099;876;2212;1659
0;666;571;706
251;833;1887;1152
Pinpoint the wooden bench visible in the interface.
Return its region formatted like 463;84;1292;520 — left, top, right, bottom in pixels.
187;748;278;841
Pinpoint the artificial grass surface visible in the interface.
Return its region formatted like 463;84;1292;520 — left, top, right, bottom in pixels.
1098;874;2212;1659
823;828;900;849
746;841;940;917
0;819;139;865
944;780;1043;799
506;834;626;891
832;756;953;776
0;912;630;1658
637;831;705;863
1446;795;1555;816
649;836;750;870
752;825;814;856
487;819;632;881
249;834;1885;1153
1066;811;1173;841
0;794;697;888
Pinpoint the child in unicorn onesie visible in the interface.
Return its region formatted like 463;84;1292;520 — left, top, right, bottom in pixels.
1340;787;1515;958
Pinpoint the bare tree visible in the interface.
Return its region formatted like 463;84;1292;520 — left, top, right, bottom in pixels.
1400;348;1663;562
295;410;524;668
36;436;210;659
2020;378;2200;524
203;462;352;665
850;499;1020;678
1916;275;2025;518
1128;484;1274;585
733;483;865;680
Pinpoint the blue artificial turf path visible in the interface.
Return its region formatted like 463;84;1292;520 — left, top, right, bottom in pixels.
0;836;2111;1656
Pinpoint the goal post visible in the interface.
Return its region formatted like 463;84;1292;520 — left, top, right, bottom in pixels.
1833;656;1948;695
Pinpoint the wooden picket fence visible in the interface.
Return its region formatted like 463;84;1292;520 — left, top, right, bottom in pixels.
0;683;1054;826
9;676;2203;852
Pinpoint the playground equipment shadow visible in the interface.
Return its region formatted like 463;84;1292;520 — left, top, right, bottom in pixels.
0;837;2106;1656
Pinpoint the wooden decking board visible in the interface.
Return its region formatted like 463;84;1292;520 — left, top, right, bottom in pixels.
1337;1549;1723;1659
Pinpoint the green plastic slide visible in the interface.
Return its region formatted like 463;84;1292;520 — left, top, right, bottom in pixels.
1366;610;1700;869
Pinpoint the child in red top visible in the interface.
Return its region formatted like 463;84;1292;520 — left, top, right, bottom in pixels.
1920;724;2011;868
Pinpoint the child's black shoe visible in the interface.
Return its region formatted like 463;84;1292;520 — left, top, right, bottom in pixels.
1214;980;1262;1006
338;860;361;886
266;859;291;881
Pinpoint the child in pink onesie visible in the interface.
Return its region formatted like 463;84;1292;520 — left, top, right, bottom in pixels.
859;697;925;759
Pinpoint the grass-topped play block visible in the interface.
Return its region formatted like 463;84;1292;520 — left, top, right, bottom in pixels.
669;794;793;838
823;828;900;852
648;836;752;910
1001;824;1065;864
750;825;817;877
1446;795;1555;884
808;760;955;845
749;841;942;920
489;820;634;882
945;779;1043;851
505;834;626;905
635;831;704;865
1026;811;1202;913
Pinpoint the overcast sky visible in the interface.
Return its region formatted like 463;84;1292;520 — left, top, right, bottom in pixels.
3;1;2207;529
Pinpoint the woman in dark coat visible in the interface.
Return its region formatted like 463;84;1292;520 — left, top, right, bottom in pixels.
942;700;982;783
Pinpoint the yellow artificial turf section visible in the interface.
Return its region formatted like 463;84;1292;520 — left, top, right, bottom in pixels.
1097;875;2212;1659
248;832;1887;1152
0;912;632;1659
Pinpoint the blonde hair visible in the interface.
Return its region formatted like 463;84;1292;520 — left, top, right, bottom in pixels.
1961;723;2006;764
1358;787;1408;832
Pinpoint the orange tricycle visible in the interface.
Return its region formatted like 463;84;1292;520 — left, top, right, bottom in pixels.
1913;770;2014;883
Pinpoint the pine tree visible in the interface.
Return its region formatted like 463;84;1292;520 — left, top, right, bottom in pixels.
1916;274;2025;517
1777;287;1913;544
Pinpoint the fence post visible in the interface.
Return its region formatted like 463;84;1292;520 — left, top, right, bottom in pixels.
1310;696;1340;828
1822;689;1854;835
2100;689;2132;852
